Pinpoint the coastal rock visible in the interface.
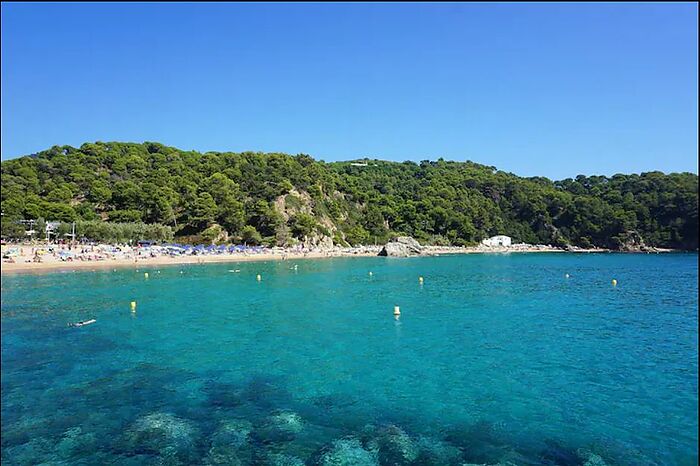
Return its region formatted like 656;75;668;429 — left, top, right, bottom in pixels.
123;412;198;461
255;410;304;443
615;230;648;252
311;437;379;466
304;233;334;251
378;237;424;257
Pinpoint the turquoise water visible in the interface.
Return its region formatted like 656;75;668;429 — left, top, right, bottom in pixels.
1;253;697;465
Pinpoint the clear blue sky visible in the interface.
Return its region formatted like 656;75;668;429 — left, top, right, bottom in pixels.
1;2;697;179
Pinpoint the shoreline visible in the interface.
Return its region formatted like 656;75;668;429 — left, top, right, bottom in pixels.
0;244;684;275
0;251;376;275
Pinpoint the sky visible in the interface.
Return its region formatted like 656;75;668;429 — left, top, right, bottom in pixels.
1;2;697;179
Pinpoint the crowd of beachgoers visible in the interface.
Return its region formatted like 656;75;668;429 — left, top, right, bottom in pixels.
0;241;570;263
2;242;271;264
1;239;658;273
0;241;389;272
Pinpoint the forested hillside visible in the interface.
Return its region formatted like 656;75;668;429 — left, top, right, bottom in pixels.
1;142;697;249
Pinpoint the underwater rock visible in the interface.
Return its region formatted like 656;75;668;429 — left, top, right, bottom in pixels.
312;437;379;466
242;375;293;409
2;415;54;448
123;412;198;461
204;419;254;465
2;437;55;465
365;425;419;466
540;439;580;466
155;446;190;466
211;419;253;449
576;449;609;466
257;451;306;466
460;463;512;466
445;420;517;464
255;410;304;443
105;453;165;466
205;380;245;408
203;444;244;466
55;426;97;459
583;454;608;466
415;436;463;465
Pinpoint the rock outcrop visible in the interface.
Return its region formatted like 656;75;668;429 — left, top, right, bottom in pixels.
378;237;424;257
616;230;648;252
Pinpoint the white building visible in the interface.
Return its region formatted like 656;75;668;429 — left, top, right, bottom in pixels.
481;235;512;247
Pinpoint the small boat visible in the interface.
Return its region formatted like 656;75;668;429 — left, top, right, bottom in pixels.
68;319;96;327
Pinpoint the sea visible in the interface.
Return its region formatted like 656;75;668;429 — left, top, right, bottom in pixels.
1;253;697;465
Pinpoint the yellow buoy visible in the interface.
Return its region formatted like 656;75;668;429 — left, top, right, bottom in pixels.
144;272;149;279
612;279;617;286
419;276;424;284
256;274;262;281
130;301;137;312
393;305;401;316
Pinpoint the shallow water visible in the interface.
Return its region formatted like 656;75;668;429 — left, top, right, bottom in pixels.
1;253;697;465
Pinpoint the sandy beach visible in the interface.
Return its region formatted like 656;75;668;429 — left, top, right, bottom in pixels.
3;242;672;275
0;242;586;275
0;249;374;274
3;242;675;275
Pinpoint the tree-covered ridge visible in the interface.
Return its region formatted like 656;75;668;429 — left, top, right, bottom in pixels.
1;141;697;249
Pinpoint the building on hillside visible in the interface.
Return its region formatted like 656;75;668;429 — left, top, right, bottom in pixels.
481;235;512;247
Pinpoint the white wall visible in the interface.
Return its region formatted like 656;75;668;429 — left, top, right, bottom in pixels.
482;236;512;247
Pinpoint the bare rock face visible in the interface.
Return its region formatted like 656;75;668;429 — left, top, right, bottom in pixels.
378;237;424;257
616;230;648;252
304;233;334;251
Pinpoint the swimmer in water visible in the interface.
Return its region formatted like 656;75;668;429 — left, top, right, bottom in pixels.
68;319;96;327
